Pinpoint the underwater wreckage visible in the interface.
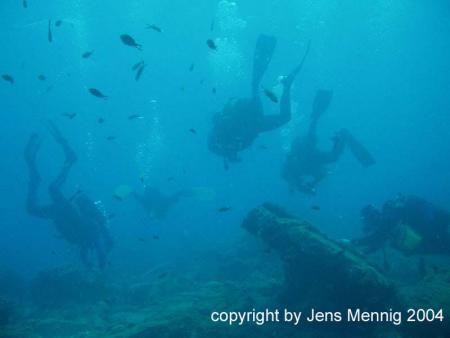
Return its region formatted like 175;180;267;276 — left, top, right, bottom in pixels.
241;203;398;310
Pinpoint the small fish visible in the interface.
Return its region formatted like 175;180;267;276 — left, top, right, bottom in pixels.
189;128;197;134
128;114;144;120
82;50;94;59
135;63;145;81
1;74;14;84
311;205;321;211
152;235;160;240
62;112;77;119
210;19;215;32
212;87;216;94
262;88;278;103
158;272;168;279
120;34;142;50
258;145;268;150
167;176;175;182
98;117;105;124
88;88;107;99
55;20;63;27
38;74;46;81
140;175;145;183
106;136;116;141
206;39;217;51
107;213;116;220
138;237;146;242
218;207;231;213
23;0;28;9
48;19;52;43
147;24;162;33
189;63;195;72
132;61;144;71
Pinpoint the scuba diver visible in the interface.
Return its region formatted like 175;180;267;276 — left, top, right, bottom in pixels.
24;122;113;269
208;34;310;169
353;195;450;256
134;186;186;220
282;90;375;194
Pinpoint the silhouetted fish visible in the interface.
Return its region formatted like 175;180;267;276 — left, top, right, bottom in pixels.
158;272;168;279
62;112;77;119
262;88;278;103
2;74;14;84
210;19;215;32
147;24;162;33
106;136;116;141
23;0;28;9
311;205;321;211
258;145;268;150
138;237;146;242
218;207;231;213
38;74;46;81
135;63;145;81
55;20;63;27
48;20;52;43
167;176;175;182
89;88;107;99
189;63;195;72
152;235;160;240
98;117;105;124
107;213;116;220
128;114;144;120
189;128;197;134
206;39;217;50
212;87;216;94
82;51;94;59
120;34;142;50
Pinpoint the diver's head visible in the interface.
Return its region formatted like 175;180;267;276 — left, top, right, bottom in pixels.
360;204;381;232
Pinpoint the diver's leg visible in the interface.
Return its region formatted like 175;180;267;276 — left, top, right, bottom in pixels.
259;41;311;132
24;134;50;218
47;122;77;202
320;130;348;164
308;89;333;136
252;34;277;97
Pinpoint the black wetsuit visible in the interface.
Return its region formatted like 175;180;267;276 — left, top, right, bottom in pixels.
208;34;310;166
355;196;450;255
24;123;113;268
282;90;375;194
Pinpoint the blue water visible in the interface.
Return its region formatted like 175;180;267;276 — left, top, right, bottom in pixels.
1;1;450;336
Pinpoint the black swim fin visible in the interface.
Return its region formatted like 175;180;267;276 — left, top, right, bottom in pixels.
311;90;333;122
252;34;277;94
344;130;376;167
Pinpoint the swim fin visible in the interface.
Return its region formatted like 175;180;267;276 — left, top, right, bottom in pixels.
252;34;277;94
344;130;376;167
311;90;333;122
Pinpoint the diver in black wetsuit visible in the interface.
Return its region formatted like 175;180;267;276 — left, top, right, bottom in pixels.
282;90;375;194
208;34;310;168
354;195;450;256
24;122;113;269
134;187;185;220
